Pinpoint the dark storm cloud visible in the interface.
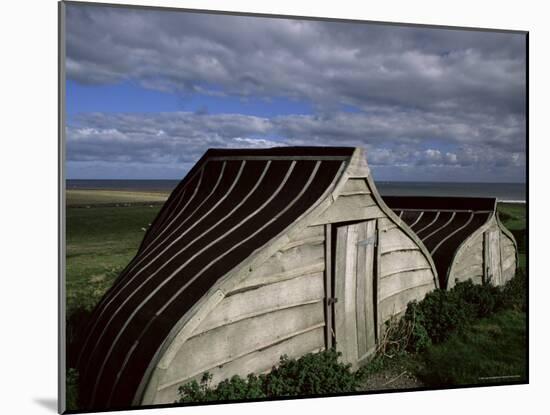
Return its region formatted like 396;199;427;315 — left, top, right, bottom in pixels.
65;4;526;181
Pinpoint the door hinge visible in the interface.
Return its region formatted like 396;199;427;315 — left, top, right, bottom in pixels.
357;234;377;247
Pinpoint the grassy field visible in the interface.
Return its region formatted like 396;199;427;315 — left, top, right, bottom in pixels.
498;202;527;272
66;201;162;315
420;310;526;386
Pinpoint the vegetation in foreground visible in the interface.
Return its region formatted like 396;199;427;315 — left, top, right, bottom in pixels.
178;349;359;402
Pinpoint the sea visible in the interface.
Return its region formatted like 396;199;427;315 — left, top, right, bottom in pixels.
67;180;526;203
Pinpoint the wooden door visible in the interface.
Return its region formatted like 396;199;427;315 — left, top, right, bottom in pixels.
333;220;378;368
485;230;502;285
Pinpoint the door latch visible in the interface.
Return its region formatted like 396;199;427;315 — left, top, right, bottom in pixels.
357;234;377;247
327;297;338;305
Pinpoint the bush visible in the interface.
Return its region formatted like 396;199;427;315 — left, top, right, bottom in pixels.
451;280;500;318
178;372;265;402
177;349;359;403
498;270;527;312
403;301;432;353
408;289;469;344
263;349;358;396
399;272;526;352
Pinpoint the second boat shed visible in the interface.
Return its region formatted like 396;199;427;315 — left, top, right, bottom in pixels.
77;147;440;409
383;196;518;289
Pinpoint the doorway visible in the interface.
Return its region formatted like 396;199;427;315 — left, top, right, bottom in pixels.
325;219;379;369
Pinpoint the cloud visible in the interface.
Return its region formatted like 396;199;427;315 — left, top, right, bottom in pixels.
66;111;525;181
66;5;526;116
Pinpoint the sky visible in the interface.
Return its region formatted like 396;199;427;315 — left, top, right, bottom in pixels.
65;4;526;182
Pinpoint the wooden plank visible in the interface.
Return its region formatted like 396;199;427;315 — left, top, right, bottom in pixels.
193;273;325;335
155;328;325;404
324;224;333;350
502;244;516;256
340;178;370;195
379;227;419;255
483;231;490;283
248;242;324;282
334;226;348;362
489;230;502;285
310;195;384;225
234;264;324;292
375;220;382;342
452;264;484;281
355;223;368;358
157;290;225;370
162;302;325;389
379;283;434;324
452;251;483;274
363;220;376;354
282;236;324;251
377;217;398;232
378;269;434;301
286;224;324;244
501;255;516;273
380;250;430;278
502;262;516;283
343;224;359;366
500;235;515;249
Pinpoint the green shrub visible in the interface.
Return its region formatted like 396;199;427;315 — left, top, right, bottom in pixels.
409;288;469;344
510;229;526;253
498;270;527;312
403;301;432;353
451;280;500;318
178;372;265;403
400;272;526;352
263;349;358;396
177;349;359;403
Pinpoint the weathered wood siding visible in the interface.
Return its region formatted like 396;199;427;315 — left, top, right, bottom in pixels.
310;179;385;225
149;224;327;404
447;215;517;289
447;232;484;288
377;217;436;326
334;220;377;369
486;229;503;285
500;231;517;283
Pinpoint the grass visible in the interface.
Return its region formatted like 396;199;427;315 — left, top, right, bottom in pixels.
66;201;161;315
419;310;526;386
497;202;527;272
